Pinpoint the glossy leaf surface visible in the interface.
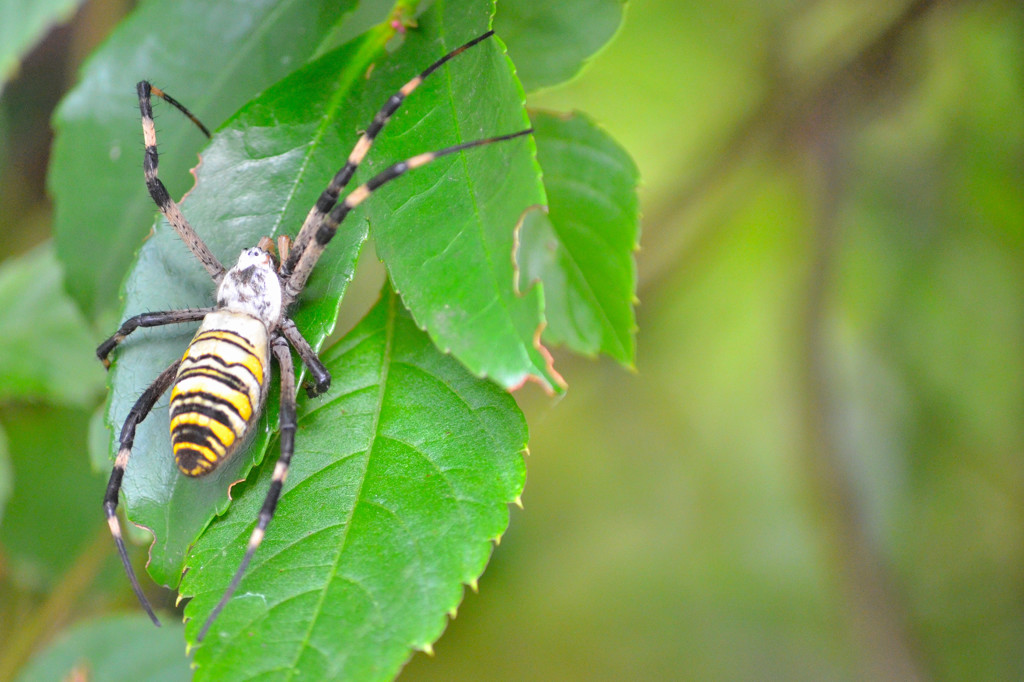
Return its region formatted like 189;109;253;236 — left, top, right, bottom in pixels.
49;0;361;321
180;288;526;680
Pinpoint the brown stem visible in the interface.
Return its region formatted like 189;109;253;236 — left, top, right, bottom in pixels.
796;87;928;681
635;1;945;676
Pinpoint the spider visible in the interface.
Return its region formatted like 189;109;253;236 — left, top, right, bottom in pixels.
96;30;531;642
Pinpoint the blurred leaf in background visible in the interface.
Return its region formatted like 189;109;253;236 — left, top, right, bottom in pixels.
0;404;103;587
0;243;103;406
0;0;84;98
15;613;188;682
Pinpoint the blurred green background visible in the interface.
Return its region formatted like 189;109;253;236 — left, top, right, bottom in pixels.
1;0;1022;680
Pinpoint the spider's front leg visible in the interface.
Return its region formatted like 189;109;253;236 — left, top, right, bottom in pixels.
278;30;508;308
136;80;224;283
97;308;213;367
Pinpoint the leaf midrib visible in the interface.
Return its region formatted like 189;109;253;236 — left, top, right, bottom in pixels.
177;27;401;557
545;207;629;358
283;290;397;679
260;25;395;247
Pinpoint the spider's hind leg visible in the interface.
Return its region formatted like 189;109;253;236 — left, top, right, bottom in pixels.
197;333;298;641
104;359;182;626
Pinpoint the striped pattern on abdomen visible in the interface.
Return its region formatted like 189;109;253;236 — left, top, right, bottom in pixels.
170;311;270;476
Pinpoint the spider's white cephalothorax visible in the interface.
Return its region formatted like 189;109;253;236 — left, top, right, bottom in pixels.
216;247;283;327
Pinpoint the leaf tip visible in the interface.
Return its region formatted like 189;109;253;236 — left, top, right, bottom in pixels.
468;577;479;593
513;494;524;509
417;642;435;656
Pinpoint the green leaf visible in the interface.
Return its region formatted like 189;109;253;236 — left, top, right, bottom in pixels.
520;111;640;364
368;4;558;392
180;287;526;680
0;242;105;406
495;0;626;92
15;613;189;682
50;0;363;322
0;0;83;97
105;0;544;586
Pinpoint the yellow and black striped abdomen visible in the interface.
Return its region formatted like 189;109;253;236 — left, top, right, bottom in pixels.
170;311;270;477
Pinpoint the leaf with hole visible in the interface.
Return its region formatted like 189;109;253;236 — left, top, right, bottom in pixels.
520;111;640;364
